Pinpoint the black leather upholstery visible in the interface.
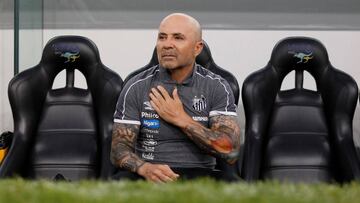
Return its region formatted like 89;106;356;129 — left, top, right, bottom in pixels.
123;41;241;180
241;36;360;183
0;36;123;180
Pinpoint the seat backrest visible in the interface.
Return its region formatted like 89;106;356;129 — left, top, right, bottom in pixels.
241;36;360;183
0;36;123;180
122;41;241;179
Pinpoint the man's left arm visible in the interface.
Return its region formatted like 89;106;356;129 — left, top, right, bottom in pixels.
149;86;241;164
183;114;241;164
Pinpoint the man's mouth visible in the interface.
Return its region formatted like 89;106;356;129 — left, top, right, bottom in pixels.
161;53;176;59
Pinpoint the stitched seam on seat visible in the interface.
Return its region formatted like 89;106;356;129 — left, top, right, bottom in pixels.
38;129;96;133
32;164;97;168
269;132;328;136
267;166;330;169
45;101;93;105
275;103;323;107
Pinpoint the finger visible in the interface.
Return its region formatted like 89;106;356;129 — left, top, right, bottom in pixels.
158;173;176;183
173;89;183;106
151;87;165;102
149;92;161;108
149;100;160;113
147;174;164;184
153;168;175;183
172;88;180;102
157;85;171;100
160;165;180;180
158;169;178;181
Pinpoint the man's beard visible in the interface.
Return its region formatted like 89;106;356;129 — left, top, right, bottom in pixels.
160;61;180;70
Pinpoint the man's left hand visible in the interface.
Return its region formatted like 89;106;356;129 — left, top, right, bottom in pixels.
149;85;193;128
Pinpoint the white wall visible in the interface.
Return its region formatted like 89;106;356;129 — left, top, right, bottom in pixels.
2;29;360;145
42;29;360;145
42;29;360;90
0;29;14;132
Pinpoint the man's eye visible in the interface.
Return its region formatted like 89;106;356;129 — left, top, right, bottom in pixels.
174;36;184;40
158;35;166;40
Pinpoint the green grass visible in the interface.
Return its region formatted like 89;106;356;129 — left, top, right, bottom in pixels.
0;178;359;203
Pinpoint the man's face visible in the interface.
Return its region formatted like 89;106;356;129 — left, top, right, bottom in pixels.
156;16;202;70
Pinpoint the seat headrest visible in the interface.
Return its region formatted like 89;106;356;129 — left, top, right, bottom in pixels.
270;37;330;78
195;41;214;67
40;35;101;77
149;48;159;66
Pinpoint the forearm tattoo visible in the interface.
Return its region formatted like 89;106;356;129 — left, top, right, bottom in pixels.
184;115;241;163
110;123;144;172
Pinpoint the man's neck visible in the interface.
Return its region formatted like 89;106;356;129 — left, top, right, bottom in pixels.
169;63;194;83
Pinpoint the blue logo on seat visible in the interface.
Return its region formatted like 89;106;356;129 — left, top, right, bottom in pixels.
142;119;160;129
52;43;81;63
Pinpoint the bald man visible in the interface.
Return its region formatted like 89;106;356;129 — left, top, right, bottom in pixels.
111;13;241;183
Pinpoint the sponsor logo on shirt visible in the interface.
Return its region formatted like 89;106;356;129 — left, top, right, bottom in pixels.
143;101;154;111
192;116;209;122
142;152;154;160
143;145;155;152
143;128;159;134
145;133;154;138
192;95;207;112
142;119;160;129
143;139;158;146
141;112;159;119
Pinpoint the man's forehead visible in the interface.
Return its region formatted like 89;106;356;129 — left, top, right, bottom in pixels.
158;24;194;38
158;13;201;40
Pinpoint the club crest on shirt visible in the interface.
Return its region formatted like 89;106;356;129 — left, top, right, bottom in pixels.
192;95;207;112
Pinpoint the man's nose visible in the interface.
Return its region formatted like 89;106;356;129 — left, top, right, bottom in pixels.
162;38;175;49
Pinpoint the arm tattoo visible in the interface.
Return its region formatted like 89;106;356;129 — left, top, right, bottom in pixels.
110;123;145;172
184;115;241;164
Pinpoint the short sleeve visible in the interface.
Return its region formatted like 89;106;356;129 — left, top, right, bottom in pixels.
209;77;237;117
113;79;141;125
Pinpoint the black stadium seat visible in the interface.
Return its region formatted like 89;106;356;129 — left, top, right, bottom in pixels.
122;41;241;180
0;36;123;180
241;36;360;183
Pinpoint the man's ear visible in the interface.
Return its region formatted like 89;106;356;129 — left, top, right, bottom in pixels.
194;40;204;57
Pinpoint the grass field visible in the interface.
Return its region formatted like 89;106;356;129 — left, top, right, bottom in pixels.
0;178;359;203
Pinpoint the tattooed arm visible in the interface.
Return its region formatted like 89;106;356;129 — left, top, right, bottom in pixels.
111;122;179;182
110;123;144;173
149;86;241;164
183;115;240;164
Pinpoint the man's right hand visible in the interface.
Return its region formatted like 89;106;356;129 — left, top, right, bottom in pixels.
137;162;180;183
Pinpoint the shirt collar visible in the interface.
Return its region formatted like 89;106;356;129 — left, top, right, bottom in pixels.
158;64;198;85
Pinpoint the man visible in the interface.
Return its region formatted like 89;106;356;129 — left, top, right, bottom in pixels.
111;13;241;183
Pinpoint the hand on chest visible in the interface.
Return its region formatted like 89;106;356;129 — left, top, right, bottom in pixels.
145;83;210;115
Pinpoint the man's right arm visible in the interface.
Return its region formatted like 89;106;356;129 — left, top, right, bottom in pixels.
111;122;179;182
110;123;144;173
